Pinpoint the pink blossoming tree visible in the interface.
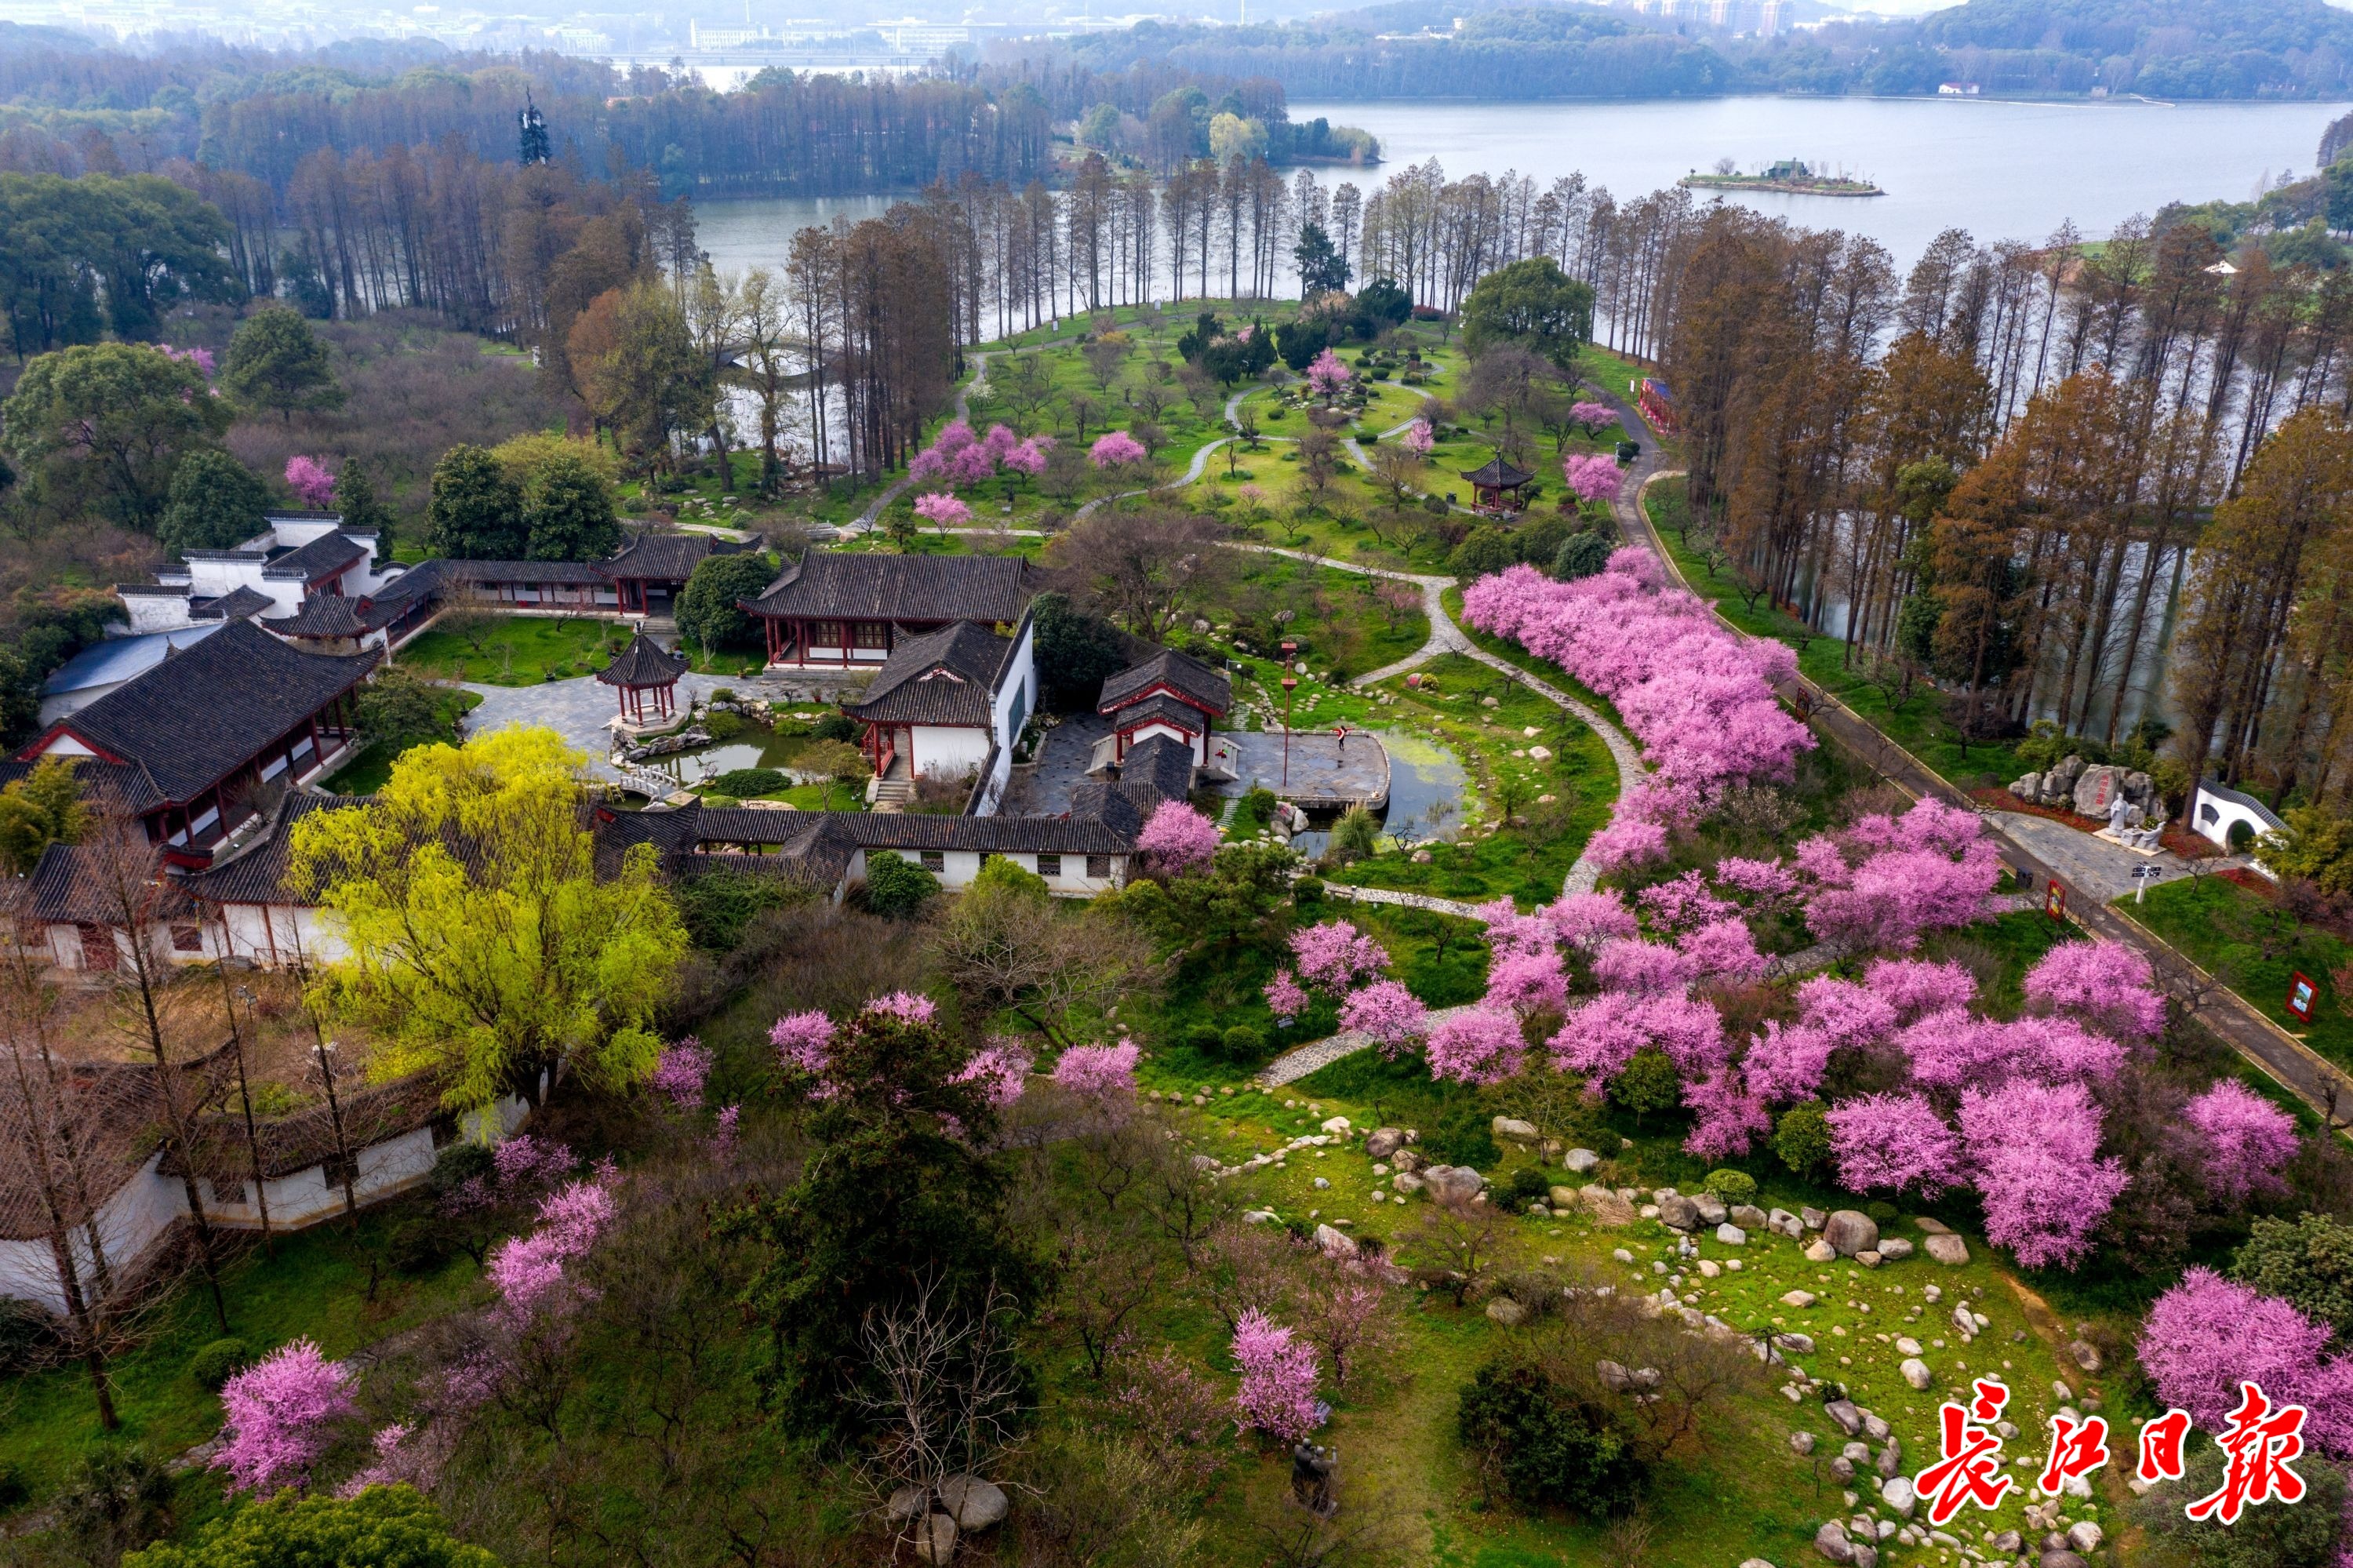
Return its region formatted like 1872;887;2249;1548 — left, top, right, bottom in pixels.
913;493;973;529
1290;921;1390;995
1339;979;1429;1054
1402;419;1435;457
1567;401;1617;437
2139;1269;2353;1457
1306;348;1351;400
1052;1041;1140;1098
1826;1092;1962;1195
1090;430;1148;469
285;455;336;508
1562;453;1624;509
1231;1309;1324;1442
648;1038;711;1110
1264;968;1311;1023
2022;940;2166;1040
212;1339;358;1494
1427;1007;1527;1085
1137;799;1220;875
1958;1080;2127;1269
2183;1079;2298;1203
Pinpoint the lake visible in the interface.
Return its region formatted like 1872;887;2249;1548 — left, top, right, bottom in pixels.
696;96;2340;280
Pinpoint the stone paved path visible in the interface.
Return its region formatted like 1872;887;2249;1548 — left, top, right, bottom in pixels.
1987;811;2191;904
464;672;735;780
1259;1002;1482;1087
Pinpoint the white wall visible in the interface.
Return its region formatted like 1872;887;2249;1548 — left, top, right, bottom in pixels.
1126;719;1204;765
0;1151;185;1317
119;593;196;635
859;847;1126;896
909;724;993;780
213;903;351;969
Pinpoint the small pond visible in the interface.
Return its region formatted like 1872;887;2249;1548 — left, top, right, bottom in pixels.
636;732;819;789
1284;729;1468;858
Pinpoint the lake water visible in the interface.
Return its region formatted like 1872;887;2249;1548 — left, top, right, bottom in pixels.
695;97;2340;281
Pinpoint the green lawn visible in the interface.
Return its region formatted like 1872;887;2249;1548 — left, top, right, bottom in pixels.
2123;873;2353;1070
396;615;634;686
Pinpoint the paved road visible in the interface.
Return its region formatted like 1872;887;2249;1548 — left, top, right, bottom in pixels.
1591;383;2353;1122
464;672;735;780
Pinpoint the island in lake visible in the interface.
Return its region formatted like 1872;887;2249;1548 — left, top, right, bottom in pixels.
1680;158;1886;197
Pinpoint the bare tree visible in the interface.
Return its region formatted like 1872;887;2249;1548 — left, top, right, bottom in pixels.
853;1275;1028;1555
1044;1225;1159;1381
1044;507;1231;642
1405;1194;1503;1307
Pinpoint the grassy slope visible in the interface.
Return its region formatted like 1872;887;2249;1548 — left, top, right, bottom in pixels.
2125;873;2353;1070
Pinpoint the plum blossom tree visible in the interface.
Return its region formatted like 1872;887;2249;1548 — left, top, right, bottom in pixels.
1263;968;1310;1023
212;1339;358;1494
912;493;973;529
2183;1080;2298;1204
285;454;336;509
1137;799;1220;875
1001;435;1054;476
1797;800;2002;954
648;1037;711;1110
1567;401;1616;437
1958;1079;2127;1269
1052;1041;1140;1098
955;1040;1034;1108
2139;1269;2353;1456
1427;1007;1527;1085
1402;419;1435;457
2022;940;2166;1039
1339;979;1428;1054
1289;921;1389;995
1089;430;1148;469
1305;348;1351;400
1547;889;1639;950
1231;1308;1324;1442
1562;453;1624;509
1826;1092;1962;1195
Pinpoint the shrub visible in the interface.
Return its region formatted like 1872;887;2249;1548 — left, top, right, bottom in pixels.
0;1461;27;1512
1608;1049;1682;1122
813;713;858;743
1555;530;1616;581
2131;1446;2347;1568
1865;1199;1899;1224
1514;515;1573;569
1292;875;1325;906
1705;1169;1756;1199
1773;1100;1831;1178
1425;1101;1502;1169
863;853;940;919
388;1220;452;1275
429;1140;493;1195
675;864;809;950
1457;1360;1646;1515
1507;1168;1551;1204
1449;526;1518;579
187;1338;254;1392
2234;1213;2353;1337
125;1485;496;1568
1222;1024;1269;1063
703;711;747;740
60;1445;173;1566
1184;1024;1226;1057
708;767;787;798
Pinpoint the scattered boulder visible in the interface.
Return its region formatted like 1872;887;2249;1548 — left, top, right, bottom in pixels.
1732;1204;1769;1231
1314;1224;1358;1258
1830;1457;1855;1483
1804;1239;1838;1263
2040;1553;2087;1568
1659;1194;1702;1231
1782;1290;1818;1308
1801;1206;1827;1230
1856;1250;1882;1268
1565;1147;1602;1173
1551;1186;1580;1210
1486;1297;1529;1327
1492;1116;1539;1144
1424;1166;1485;1203
1582;1186;1636;1224
2067;1522;2103;1554
1824;1210;1880;1257
1824;1399;1864;1436
887;1486;929;1526
1391;1172;1425;1194
1769;1208;1805;1238
940;1476;1007;1532
1695;1194;1730;1226
1876;1442;1900;1479
1860;1411;1890;1442
1596;1359;1633;1392
912;1515;958;1564
2069;1340;2103;1373
1365;1127;1406;1159
1791;1431;1817;1455
1321;1115;1352;1136
1718;1222;1749;1246
1391;1148;1424;1173
1242;1210;1279;1224
1880;1476;1916;1517
1876;1238;1915;1261
1900;1359;1933;1391
1776;1332;1816;1354
1924;1233;1970;1267
1992;1530;2022;1553
1814;1519;1855;1564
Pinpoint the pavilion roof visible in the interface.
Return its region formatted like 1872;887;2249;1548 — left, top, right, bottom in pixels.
596;631;690;689
1461;456;1535;489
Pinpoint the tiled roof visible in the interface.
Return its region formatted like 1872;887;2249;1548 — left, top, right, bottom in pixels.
0;757;162;816
262;532;365;582
162;1072;449;1181
1111;692;1209;737
181;792;366;905
597;631;690;689
683;802;1139;856
1099;648;1231;716
0;1042;234;1241
271;566;441;638
745;553;1034;623
24;839;198;924
1463;456;1535;488
842;622;1009;727
188;586;276;622
1119;732;1196;803
606;532;741;581
36;620;376;806
435;558;612;586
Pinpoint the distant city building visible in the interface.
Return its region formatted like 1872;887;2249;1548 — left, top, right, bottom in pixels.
688;20;767;47
1938;81;1982;96
865;16;969;51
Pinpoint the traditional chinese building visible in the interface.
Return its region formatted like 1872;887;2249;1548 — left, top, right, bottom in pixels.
597;631;691;728
1638;377;1678;434
839;618;1038;796
1095;648;1231;769
1461;456;1537;512
740;554;1036;669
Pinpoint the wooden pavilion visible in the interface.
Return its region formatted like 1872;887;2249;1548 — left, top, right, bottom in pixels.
598;631;689;726
1462;456;1537;512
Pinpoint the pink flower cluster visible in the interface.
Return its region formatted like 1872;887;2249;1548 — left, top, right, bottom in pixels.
285;455;336;509
1402;419;1435;457
2183;1079;2298;1203
1052;1040;1139;1098
1562;453;1624;508
486;1176;618;1323
1797;799;2001;953
1090;429;1148;469
913;493;973;528
648;1037;711;1110
1568;400;1617;434
1461;558;1810;867
2140;1269;2353;1457
1306;347;1351;398
162;344;215;377
1266;920;1431;1054
955;1039;1035;1108
212;1339;358;1495
907;420;1052;487
1138;799;1220;875
1231;1308;1324;1442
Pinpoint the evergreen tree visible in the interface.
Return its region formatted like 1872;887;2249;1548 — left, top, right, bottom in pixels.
424;445;526;560
675;551;776;653
0;342;229;532
1293;221;1350;296
331;458;392;544
221;306;342;424
522;453;619;562
518;99;551;166
157;449;268;555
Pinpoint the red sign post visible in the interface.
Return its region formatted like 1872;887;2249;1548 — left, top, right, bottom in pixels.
2289;972;2317;1024
2044;882;2068;922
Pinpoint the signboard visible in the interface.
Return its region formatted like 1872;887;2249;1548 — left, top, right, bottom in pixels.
2044;882;2068;922
2289;972;2318;1024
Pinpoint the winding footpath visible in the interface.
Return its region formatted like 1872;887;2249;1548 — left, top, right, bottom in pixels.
848;350;994;535
1587;381;2353;1126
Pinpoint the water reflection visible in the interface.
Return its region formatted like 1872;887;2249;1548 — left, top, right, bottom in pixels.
1289;729;1467;857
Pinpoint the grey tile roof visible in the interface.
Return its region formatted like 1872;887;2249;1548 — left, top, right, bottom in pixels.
597;631;689;689
1098;648;1231;715
606;531;743;581
745;553;1035;624
1119;732;1197;803
271;566;441;638
1109;692;1210;736
688;802;1138;856
24;839;198;924
842;622;1009;727
188;586;275;622
262;532;366;583
180;792;366;905
436;558;613;586
37;620;376;807
161;1072;449;1181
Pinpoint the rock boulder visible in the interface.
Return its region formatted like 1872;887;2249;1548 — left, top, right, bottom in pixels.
1824;1210;1880;1257
1925;1233;1970;1266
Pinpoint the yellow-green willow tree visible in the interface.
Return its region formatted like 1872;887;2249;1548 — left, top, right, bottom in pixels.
289;726;686;1110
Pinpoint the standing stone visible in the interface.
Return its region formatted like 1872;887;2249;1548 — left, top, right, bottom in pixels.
1824;1211;1880;1257
2010;773;2042;803
2072;764;2121;819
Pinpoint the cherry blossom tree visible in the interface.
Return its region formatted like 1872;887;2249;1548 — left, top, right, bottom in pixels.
1567;401;1616;437
1402;419;1435;457
2184;1080;2298;1203
1547;889;1639;949
1958;1080;2127;1269
1002;435;1054;476
955;1040;1034;1108
1264;968;1310;1023
1427;1007;1527;1085
2139;1270;2353;1456
1137;799;1220;875
1484;948;1568;1017
1231;1308;1324;1442
913;493;973;529
1090;430;1148;469
212;1339;358;1494
1290;921;1389;995
648;1038;711;1110
285;455;336;508
1826;1092;1962;1195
